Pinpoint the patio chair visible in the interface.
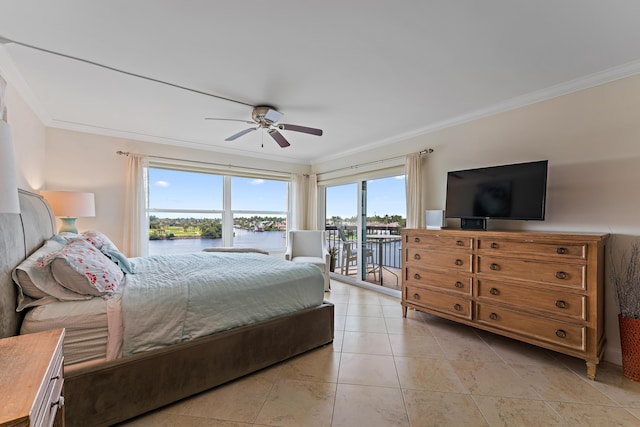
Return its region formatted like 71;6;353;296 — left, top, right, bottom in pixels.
337;228;377;281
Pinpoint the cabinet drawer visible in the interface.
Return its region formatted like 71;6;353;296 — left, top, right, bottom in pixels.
477;256;586;289
35;345;64;427
477;279;586;320
477;303;586;351
406;248;473;273
405;286;472;319
406;266;472;295
477;239;587;260
405;234;473;250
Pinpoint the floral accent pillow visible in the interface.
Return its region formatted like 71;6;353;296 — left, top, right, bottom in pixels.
81;230;135;274
40;238;124;296
12;239;92;311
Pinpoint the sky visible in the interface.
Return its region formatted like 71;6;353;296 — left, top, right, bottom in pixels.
148;168;406;219
326;176;406;219
148;168;287;213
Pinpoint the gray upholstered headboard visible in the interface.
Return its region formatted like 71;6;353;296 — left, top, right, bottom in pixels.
0;189;56;338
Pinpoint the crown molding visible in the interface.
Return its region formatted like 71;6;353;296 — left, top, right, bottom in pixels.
312;59;640;165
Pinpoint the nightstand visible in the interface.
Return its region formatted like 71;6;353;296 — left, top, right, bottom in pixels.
0;328;65;427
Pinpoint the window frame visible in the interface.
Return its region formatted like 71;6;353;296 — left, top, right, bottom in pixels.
146;164;290;254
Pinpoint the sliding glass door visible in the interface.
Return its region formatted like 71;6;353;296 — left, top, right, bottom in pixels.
324;175;405;289
364;176;405;289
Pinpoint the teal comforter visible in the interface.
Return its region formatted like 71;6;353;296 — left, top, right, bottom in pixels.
122;252;325;356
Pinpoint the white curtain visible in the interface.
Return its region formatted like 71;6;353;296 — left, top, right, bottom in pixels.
306;173;318;230
291;173;305;231
290;174;318;230
123;153;148;257
405;153;422;229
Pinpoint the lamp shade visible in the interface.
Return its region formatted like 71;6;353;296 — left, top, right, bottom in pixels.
40;191;96;217
0;120;20;214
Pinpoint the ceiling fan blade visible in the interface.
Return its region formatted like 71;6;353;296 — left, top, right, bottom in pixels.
278;123;323;136
225;127;257;141
205;118;255;124
268;129;291;148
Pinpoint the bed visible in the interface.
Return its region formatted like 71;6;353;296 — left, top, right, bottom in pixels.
0;189;334;427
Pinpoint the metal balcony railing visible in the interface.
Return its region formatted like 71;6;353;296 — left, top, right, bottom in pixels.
325;225;402;270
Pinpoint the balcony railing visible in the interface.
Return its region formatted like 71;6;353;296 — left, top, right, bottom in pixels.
325;225;402;270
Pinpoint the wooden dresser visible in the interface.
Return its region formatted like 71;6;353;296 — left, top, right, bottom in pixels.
0;329;65;427
401;229;608;380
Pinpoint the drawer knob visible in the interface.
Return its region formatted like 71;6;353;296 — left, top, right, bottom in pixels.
489;287;500;295
555;271;568;280
489;263;500;271
555;300;567;309
489;312;498;320
490;242;499;249
453;303;462;311
455;259;463;266
414;253;421;260
413;293;420;300
456;240;464;246
556;247;567;255
414;237;421;243
454;281;463;288
414;273;421;280
51;396;65;409
555;329;567;339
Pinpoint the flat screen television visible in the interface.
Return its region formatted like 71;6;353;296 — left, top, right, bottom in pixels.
445;160;548;229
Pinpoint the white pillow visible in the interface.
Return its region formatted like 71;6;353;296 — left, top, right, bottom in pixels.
12;239;92;311
42;239;125;296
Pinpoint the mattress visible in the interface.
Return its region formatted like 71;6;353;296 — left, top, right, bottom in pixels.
20;293;123;365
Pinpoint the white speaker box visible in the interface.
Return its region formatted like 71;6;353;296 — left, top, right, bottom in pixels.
425;210;446;230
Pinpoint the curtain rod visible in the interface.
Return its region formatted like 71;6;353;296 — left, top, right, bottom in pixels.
318;148;433;176
116;151;292;176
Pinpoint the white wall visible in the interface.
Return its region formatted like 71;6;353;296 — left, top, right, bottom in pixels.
6;83;46;190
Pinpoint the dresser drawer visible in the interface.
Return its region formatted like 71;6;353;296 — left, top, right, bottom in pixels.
406;248;473;273
405;233;473;250
477;239;587;260
406;266;472;295
477;303;586;351
405;286;472;320
477;279;586;320
477;255;586;289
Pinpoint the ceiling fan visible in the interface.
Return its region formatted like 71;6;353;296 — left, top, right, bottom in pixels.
205;105;323;148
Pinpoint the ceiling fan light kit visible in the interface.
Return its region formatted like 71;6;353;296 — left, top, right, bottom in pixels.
206;105;323;148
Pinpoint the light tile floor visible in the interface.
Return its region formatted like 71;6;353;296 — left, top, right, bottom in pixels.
121;280;640;427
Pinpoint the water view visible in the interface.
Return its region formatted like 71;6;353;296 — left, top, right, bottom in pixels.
148;228;287;256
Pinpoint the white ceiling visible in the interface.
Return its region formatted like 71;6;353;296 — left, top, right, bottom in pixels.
1;1;640;164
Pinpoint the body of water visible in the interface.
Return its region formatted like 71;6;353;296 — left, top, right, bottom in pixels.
148;228;287;256
149;228;402;268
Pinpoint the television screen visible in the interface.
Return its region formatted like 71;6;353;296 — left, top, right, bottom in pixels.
445;160;548;221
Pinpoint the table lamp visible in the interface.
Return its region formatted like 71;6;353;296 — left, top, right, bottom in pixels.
41;190;96;233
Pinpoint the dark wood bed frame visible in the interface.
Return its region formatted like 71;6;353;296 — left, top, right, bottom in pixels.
0;189;334;427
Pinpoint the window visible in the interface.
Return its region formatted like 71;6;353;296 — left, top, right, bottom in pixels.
231;177;287;250
147;167;288;255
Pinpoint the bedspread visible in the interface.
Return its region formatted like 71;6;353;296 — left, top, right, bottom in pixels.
122;252;325;356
